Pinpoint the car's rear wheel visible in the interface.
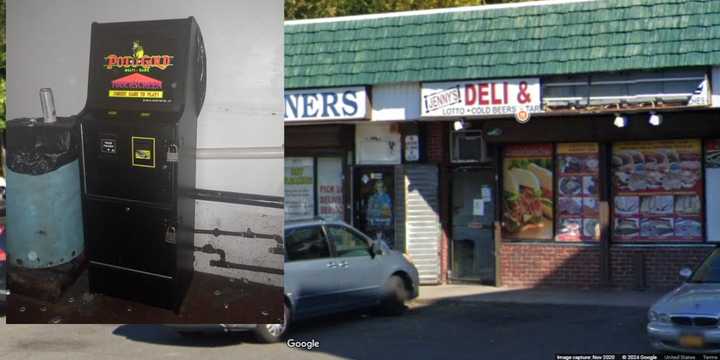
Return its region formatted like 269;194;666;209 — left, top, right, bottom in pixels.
380;275;408;316
253;302;289;343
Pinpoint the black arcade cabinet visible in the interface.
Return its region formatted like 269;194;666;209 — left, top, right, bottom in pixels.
80;17;206;310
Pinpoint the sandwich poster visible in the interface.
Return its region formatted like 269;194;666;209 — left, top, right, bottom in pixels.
612;140;703;242
556;143;600;241
502;144;554;240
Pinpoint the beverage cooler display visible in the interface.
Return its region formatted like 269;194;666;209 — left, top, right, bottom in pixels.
80;18;206;310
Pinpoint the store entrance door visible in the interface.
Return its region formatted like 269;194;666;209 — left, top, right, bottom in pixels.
353;166;395;249
451;168;496;284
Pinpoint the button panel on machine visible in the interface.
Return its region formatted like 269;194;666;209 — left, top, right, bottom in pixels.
100;138;117;155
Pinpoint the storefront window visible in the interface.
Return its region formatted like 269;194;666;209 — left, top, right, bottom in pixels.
705;139;720;241
284;157;315;221
317;157;345;221
555;143;601;241
611;140;704;242
501;139;711;244
502;144;554;240
284;156;346;222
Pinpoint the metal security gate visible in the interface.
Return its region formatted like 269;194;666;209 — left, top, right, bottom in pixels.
403;165;441;285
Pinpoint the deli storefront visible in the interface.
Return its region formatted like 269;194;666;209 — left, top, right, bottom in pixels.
283;70;720;289
284;0;720;289
422;70;720;288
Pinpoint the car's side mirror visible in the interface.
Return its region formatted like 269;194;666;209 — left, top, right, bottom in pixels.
679;267;693;281
370;241;382;257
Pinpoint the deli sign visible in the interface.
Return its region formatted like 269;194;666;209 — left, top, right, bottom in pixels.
421;78;542;117
285;86;368;122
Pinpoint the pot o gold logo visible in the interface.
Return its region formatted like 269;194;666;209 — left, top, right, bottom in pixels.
105;41;174;70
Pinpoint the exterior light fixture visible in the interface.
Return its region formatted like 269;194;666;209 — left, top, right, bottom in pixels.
453;119;466;131
648;112;663;126
613;114;628;128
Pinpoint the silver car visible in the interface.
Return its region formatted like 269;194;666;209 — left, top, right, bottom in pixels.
177;219;420;342
647;246;720;353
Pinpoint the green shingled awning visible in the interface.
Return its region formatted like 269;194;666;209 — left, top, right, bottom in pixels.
285;0;720;89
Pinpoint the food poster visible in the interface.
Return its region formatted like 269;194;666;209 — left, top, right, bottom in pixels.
706;139;720;241
317;157;345;221
612;140;703;242
284;157;315;221
555;143;600;241
708;140;720;168
502;144;554;240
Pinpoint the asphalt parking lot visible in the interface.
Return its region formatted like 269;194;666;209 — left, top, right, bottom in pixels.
0;298;655;360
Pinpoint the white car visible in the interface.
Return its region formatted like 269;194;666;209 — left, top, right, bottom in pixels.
647;246;720;353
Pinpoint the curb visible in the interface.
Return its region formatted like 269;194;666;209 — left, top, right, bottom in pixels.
408;296;656;309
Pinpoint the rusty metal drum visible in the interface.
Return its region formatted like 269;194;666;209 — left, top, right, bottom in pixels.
5;117;84;269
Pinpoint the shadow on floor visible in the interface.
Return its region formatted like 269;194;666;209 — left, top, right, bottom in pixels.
112;324;256;348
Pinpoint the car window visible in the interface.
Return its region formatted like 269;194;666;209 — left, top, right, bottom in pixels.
325;225;370;258
690;248;720;283
285;226;330;262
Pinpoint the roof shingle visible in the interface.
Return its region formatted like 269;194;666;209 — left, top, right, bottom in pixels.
285;0;720;89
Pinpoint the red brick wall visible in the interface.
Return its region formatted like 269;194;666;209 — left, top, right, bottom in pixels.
499;243;714;289
427;122;445;163
610;247;714;290
500;243;601;288
425;122;449;283
438;231;448;284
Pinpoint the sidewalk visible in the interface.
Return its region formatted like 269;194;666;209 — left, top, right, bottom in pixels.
412;284;666;308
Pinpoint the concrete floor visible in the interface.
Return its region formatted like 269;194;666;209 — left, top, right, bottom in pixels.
6;269;284;324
